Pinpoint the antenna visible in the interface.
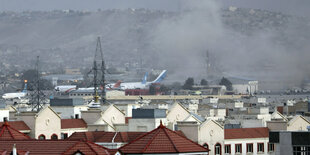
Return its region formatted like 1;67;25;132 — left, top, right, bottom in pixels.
30;56;47;112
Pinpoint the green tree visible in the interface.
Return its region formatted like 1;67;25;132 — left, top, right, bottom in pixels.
219;77;233;91
159;84;171;95
200;79;208;86
21;69;53;90
183;77;194;90
149;84;156;95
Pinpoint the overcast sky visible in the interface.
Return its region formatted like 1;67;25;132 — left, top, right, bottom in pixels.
0;0;309;17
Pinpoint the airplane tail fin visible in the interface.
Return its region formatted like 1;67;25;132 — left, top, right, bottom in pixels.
142;72;148;84
113;80;122;88
151;70;167;83
22;80;27;93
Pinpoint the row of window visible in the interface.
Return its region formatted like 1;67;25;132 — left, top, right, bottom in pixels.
293;146;310;155
38;134;58;140
203;143;274;155
224;143;274;154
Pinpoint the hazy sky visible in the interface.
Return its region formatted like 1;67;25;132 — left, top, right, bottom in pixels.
0;0;309;17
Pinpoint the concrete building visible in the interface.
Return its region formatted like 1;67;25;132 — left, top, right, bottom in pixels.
81;104;126;132
50;98;88;119
269;131;310;155
0;105;9;122
224;127;270;155
114;103;141;117
60;119;88;139
119;122;209;155
178;119;225;155
128;108;167;132
15;106;61;139
207;108;226;121
166;102;191;130
287;115;310;131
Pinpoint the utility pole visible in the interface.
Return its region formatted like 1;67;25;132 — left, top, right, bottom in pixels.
93;37;106;104
30;56;46;112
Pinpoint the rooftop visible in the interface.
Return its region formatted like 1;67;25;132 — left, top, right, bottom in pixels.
119;122;209;154
61;119;87;129
225;127;269;139
0;140;110;155
67;131;147;143
0;121;30;131
0;122;31;140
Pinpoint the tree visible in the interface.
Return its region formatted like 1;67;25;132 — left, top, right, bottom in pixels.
200;79;208;86
219;77;233;91
183;77;194;90
159;84;171;95
21;69;53;90
149;84;156;95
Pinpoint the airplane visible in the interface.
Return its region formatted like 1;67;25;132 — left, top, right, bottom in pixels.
106;70;167;90
2;80;28;99
106;80;122;90
54;85;77;93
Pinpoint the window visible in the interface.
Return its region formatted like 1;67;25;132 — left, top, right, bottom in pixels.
51;134;58;140
225;145;231;154
38;134;46;140
215;143;221;155
61;133;68;139
235;144;242;153
247;143;253;153
258;143;264;152
293;146;310;155
268;143;275;152
203;143;209;150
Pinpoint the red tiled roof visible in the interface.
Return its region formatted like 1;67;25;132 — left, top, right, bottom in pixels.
0;121;30;131
0;140;111;155
0;122;31;140
62;141;110;155
108;149;118;155
61;119;87;129
67;131;146;143
225;127;269;139
67;131;104;141
119;123;209;154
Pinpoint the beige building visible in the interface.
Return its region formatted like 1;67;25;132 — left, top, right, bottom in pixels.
178;119;224;155
166;102;191;130
60;119;88;139
15;106;61;139
287;115;310;131
81;105;126;131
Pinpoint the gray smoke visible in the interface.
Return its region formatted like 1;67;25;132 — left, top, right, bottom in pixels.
148;0;310;90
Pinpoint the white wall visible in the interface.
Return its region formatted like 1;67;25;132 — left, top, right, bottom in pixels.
0;109;9;121
128;118;167;132
61;128;88;138
235;101;244;108
199;120;224;155
35;107;61;139
224;138;269;155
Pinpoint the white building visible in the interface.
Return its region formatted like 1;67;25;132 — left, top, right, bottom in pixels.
224;127;272;155
128;108;167;132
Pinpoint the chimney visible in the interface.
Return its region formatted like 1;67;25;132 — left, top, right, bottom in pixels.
12;144;17;155
3;117;8;125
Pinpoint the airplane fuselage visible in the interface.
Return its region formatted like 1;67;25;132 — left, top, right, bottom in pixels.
2;92;26;99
